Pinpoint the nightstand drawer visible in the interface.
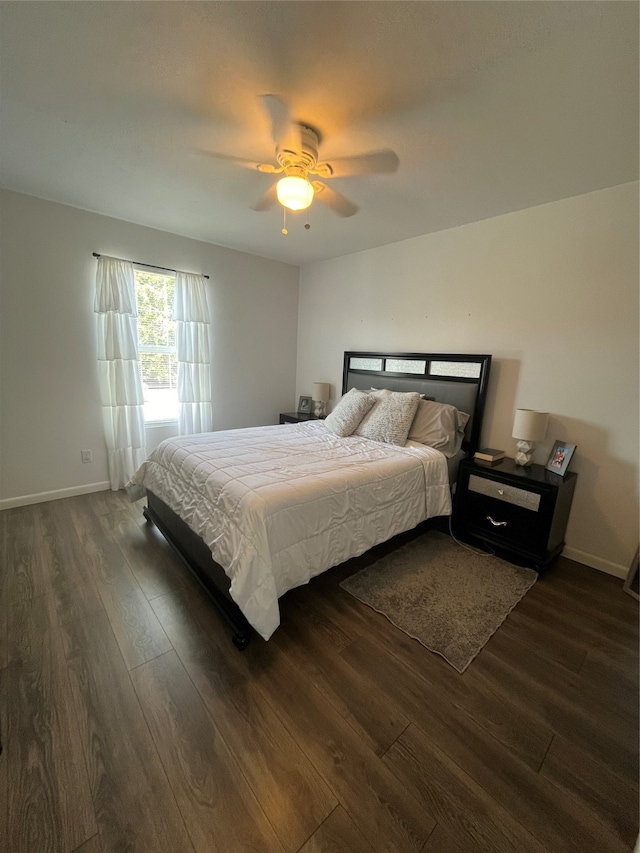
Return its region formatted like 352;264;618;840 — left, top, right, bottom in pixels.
464;493;544;550
468;474;541;512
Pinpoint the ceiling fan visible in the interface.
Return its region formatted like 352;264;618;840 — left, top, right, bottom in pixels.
196;95;400;220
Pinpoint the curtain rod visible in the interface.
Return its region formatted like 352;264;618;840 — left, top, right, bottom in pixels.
92;252;209;279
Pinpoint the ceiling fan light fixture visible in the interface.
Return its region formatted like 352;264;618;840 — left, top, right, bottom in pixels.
276;175;314;211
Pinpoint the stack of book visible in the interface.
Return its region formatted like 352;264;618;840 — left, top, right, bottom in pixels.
473;447;506;464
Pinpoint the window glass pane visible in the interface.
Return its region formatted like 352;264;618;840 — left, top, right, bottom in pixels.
135;269;178;421
135;270;175;347
139;350;178;388
139;351;178;421
430;360;482;378
385;358;426;374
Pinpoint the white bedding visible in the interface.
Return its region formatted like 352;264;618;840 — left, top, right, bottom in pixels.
129;421;451;639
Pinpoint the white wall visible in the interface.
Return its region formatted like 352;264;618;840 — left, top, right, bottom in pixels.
296;182;639;577
0;191;299;505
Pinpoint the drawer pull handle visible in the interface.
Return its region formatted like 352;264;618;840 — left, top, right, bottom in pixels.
487;515;507;527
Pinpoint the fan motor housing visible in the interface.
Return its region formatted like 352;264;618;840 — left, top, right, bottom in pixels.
276;124;319;172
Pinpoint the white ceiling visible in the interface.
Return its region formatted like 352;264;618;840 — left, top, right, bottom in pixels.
1;2;637;266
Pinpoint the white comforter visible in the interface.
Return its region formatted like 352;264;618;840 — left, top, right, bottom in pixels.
129;421;451;639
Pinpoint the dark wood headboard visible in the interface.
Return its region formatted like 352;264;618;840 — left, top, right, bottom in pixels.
342;351;492;454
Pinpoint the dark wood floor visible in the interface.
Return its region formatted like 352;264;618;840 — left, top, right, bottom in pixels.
1;490;638;853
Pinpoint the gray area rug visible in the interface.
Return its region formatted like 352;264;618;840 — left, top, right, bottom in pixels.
340;531;537;673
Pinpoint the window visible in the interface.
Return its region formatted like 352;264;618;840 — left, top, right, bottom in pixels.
135;268;178;422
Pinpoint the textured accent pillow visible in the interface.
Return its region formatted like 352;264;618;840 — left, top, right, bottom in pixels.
371;387;434;401
324;388;375;437
355;391;421;446
408;399;470;457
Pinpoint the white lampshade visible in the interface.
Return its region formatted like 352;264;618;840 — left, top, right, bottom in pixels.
312;382;331;402
512;409;549;442
276;176;315;211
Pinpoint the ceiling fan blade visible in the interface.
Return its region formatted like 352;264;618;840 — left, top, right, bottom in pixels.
314;149;400;178
192;149;278;173
312;181;359;218
259;94;301;151
251;182;278;212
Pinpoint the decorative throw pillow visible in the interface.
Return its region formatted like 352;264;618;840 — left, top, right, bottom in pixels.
355;391;421;446
324;388;376;437
408;399;470;457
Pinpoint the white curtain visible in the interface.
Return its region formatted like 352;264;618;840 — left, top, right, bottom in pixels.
173;272;212;434
94;256;146;489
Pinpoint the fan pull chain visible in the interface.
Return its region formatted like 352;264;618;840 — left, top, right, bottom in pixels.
305;210;310;230
282;208;288;236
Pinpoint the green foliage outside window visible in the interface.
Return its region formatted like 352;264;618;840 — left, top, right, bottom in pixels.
135;270;177;389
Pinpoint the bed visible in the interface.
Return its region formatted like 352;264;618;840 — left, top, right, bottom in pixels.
130;351;491;648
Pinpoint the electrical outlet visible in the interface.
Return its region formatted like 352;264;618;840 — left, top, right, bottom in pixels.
81;450;93;463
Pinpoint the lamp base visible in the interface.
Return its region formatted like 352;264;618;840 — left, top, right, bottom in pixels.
313;400;326;418
514;440;535;466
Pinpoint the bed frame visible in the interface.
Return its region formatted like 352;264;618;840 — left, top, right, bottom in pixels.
143;351;492;649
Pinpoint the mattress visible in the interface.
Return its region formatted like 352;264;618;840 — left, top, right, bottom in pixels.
129;420;451;639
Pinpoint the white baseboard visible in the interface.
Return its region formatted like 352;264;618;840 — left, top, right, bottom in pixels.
563;546;628;579
0;481;111;510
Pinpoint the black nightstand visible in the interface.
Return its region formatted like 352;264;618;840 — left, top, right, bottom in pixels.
455;457;577;570
279;412;321;424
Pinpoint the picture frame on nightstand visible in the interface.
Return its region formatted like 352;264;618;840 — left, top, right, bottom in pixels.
545;440;576;476
297;395;312;414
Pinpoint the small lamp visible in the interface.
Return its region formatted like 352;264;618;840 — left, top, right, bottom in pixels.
512;409;549;466
312;382;331;418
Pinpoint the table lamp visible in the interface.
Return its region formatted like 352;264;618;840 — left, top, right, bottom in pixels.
512;409;549;466
312;382;331;418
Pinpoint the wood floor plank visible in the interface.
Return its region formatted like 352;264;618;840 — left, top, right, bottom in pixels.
72;834;103;853
281;590;355;651
67;497;141;598
294;574;387;640
274;601;410;757
4;506;52;604
151;586;337;853
472;630;639;785
522;580;639;648
66;498;174;668
0;666;8;848
339;601;552;771
101;510;193;600
383;723;548;853
84;488;131;516
515;593;639;671
341;634;629;853
495;608;588;673
98;584;173;670
61;611;194;853
131;649;284;853
0;512;8;668
421;823;477;852
3;496;638;852
425;713;635;853
5;594;97;853
576;651;640;714
542;561;639;614
250;636;436;853
540;735;639;848
298;805;376;853
37;500;105;625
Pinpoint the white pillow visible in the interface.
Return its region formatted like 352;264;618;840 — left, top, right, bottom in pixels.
324;388;375;437
355;391;421;446
408;399;470;457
